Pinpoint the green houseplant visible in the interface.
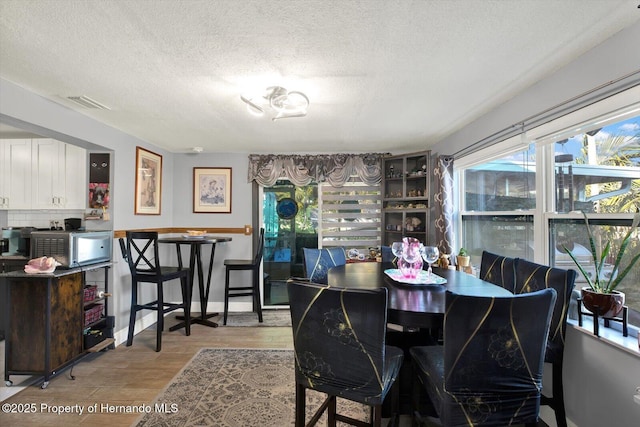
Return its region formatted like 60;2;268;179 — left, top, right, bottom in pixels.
563;210;640;317
456;247;470;268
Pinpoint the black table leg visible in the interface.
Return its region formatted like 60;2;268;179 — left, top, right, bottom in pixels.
173;242;219;329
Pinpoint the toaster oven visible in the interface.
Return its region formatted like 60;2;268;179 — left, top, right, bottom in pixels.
30;230;113;268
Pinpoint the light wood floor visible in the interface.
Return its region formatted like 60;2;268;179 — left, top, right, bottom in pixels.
0;314;294;426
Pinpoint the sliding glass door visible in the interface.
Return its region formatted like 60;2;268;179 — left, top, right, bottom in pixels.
262;181;318;307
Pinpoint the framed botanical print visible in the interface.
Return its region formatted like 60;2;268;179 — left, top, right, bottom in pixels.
134;147;162;215
193;167;232;213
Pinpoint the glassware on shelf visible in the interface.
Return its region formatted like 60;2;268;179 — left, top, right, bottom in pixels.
420;245;439;278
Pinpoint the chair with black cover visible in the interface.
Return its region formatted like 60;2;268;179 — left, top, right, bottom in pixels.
410;288;557;427
381;245;394;263
479;250;517;293
514;258;577;427
287;278;404;427
302;247;347;284
121;231;191;352
223;228;265;325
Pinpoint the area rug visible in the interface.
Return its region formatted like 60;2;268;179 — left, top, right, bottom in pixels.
220;309;292;327
133;348;369;426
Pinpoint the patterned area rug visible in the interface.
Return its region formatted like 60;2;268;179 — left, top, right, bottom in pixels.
134;348;369;426
220;310;292;327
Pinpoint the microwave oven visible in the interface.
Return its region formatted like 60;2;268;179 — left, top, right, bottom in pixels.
30;230;113;268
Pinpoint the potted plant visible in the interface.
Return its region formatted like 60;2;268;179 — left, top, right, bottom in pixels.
563;210;640;318
456;247;470;268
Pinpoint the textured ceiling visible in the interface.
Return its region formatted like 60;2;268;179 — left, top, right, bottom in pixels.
1;0;638;154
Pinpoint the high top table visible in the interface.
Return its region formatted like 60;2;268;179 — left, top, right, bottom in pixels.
158;236;232;328
327;262;512;329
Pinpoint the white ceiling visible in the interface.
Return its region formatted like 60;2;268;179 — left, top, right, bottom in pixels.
1;0;638;154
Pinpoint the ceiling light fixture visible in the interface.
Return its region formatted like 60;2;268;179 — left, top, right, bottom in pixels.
240;86;309;121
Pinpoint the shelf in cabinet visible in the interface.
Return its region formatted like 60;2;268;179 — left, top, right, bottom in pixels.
383;208;428;212
83;297;106;308
86;337;115;353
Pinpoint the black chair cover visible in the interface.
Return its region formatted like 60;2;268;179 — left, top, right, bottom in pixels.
514;258;577;427
287;279;403;426
479;250;517;293
302;247;347;284
411;289;557;427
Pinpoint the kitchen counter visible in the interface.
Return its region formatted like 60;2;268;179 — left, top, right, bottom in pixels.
0;261;112;278
0;255;29;261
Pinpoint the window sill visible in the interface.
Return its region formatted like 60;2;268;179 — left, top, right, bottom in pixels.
568;318;640;358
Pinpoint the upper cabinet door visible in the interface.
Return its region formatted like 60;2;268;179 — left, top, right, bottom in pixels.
31;139;87;209
0;139;32;209
31;138;63;209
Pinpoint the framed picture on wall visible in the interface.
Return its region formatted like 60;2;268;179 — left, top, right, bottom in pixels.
193;167;232;213
134;147;162;215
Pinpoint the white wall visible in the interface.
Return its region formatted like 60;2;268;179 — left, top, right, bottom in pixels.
169;152;254;308
562;326;640;427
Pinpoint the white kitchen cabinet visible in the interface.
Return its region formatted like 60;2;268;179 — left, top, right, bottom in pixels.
0;139;32;209
0;138;86;210
31;139;87;209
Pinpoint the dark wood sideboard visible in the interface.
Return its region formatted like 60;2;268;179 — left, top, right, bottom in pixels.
3;262;112;388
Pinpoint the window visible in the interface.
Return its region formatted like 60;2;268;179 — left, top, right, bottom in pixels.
460;144;537;267
459;103;640;331
547;116;640;325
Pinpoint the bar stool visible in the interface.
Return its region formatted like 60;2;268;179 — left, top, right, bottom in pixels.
223;228;265;325
120;231;191;352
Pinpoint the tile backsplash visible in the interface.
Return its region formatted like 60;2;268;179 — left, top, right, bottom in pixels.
5;209;85;229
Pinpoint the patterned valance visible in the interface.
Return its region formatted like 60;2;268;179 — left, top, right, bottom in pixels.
248;153;385;187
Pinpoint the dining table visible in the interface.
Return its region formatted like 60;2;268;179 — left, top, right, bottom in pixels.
158;235;232;328
327;262;513;329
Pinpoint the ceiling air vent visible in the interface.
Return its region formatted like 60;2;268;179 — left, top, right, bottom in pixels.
66;95;111;110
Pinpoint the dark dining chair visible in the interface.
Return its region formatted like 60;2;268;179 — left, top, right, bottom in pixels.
514;258;577;427
223;228;265;325
381;245;394;263
410;288;557;427
302;247;347;284
479;250;517;293
287;278;404;427
121;231;191;352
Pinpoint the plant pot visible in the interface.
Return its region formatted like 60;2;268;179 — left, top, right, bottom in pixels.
456;255;470;267
580;287;625;318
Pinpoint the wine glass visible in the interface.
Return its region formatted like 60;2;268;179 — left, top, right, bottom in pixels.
420;245;440;278
391;242;403;267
